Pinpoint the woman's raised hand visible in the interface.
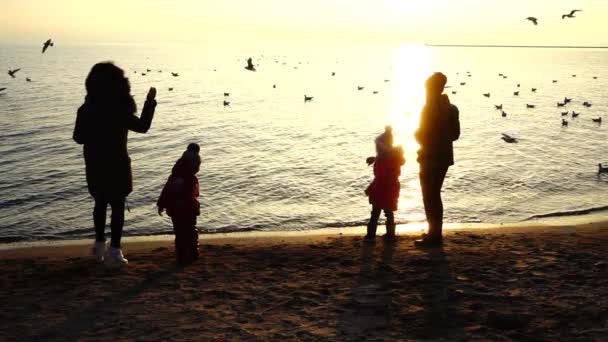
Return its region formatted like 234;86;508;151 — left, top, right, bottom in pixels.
147;87;157;101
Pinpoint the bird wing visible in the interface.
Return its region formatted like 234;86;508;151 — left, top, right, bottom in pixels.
0;88;6;92
571;9;582;15
13;68;21;73
502;133;512;139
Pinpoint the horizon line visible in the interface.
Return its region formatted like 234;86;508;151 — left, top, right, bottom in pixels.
427;44;608;49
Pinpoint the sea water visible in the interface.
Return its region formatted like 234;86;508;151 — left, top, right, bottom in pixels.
1;42;607;242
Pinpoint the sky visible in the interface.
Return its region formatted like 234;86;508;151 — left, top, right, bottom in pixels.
0;0;607;46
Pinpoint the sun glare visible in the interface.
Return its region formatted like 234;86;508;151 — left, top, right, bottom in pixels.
387;44;431;171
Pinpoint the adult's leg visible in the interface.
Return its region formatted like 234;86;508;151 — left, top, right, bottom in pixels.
420;165;449;240
108;198;125;248
433;167;448;237
366;206;382;238
384;210;396;237
189;217;199;260
93;197;108;242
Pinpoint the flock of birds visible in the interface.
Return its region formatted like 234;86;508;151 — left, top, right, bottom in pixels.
1;39;54;90
526;9;582;25
1;29;606;173
131;55;389;107
482;69;604;145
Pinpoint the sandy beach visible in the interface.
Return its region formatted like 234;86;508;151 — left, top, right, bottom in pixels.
1;223;607;341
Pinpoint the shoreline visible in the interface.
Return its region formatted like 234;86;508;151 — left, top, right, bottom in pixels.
2;214;607;257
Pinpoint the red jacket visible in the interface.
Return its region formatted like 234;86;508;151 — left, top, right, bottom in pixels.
157;159;200;217
366;147;405;211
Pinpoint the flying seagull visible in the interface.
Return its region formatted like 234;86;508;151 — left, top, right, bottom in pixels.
526;17;538;25
171;72;179;77
562;9;582;19
42;39;54;54
8;69;20;78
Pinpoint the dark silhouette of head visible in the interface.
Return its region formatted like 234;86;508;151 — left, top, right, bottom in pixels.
85;62;136;115
182;143;201;174
375;126;394;156
187;143;200;154
425;72;447;101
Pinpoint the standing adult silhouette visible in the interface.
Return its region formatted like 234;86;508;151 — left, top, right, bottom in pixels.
415;72;460;247
73;62;157;267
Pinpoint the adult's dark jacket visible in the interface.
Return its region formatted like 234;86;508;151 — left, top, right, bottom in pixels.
415;94;460;167
73;99;156;199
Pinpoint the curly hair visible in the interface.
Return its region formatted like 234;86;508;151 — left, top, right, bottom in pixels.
84;62;136;115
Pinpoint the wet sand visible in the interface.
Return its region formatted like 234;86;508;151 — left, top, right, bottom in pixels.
1;223;607;341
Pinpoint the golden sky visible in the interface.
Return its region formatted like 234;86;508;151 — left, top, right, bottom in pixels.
1;0;606;45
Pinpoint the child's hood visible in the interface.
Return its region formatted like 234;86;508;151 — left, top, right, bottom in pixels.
171;158;196;178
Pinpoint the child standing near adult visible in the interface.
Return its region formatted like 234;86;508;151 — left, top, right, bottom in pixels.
158;143;201;265
365;126;405;242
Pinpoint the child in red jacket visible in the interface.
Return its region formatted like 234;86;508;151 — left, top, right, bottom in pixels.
365;126;405;242
158;143;201;265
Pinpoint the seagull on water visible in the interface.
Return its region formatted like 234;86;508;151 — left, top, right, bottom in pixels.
304;95;313;102
562;9;582;19
245;58;256;71
42;39;54;54
562;119;569;127
502;133;518;143
592;117;602;123
483;93;490;98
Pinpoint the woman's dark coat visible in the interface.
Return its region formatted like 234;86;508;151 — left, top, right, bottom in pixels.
73;99;156;199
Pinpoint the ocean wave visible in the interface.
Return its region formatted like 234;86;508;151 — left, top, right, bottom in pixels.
525;205;608;221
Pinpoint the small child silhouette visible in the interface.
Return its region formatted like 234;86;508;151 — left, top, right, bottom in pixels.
158;143;201;265
364;126;405;242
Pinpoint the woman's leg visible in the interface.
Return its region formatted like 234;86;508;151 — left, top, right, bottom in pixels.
93;198;108;242
108;198;125;248
384;210;395;237
420;165;448;240
366;206;382;238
